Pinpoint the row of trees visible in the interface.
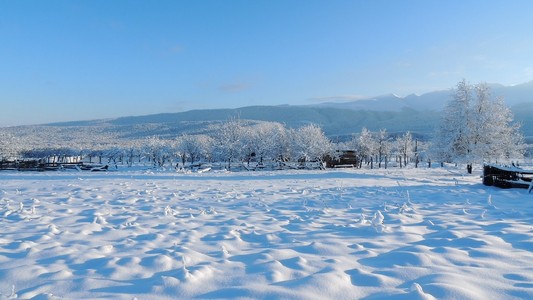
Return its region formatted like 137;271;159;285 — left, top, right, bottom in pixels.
352;128;422;168
1;120;427;170
143;120;333;169
0;80;527;170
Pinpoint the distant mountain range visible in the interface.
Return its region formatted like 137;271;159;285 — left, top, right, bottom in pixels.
6;81;533;143
316;81;533;112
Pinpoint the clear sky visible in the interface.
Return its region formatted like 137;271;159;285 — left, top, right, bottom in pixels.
2;0;533;126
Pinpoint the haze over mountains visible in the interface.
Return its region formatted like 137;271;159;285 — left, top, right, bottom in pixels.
316;81;533;111
6;81;533;142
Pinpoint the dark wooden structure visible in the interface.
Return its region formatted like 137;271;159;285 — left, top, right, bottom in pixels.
0;160;108;172
325;150;359;168
0;160;18;170
483;164;533;192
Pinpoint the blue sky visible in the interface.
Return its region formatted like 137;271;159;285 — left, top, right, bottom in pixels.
2;0;533;126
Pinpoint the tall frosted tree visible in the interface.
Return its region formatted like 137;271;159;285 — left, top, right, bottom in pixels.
249;122;288;164
144;136;172;167
434;80;525;169
176;134;212;167
395;131;414;167
290;124;332;167
434;79;472;163
476;84;525;161
356;127;377;166
377;129;390;168
213;117;245;170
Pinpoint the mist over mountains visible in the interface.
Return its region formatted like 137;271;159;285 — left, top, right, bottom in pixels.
6;81;533;143
316;81;533;112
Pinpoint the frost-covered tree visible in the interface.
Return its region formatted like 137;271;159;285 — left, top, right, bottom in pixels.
240;126;258;166
356;127;378;167
290;124;332;167
144;136;172;167
122;140;143;167
176;134;212;167
213;118;245;170
433;80;525;169
434;79;472;164
247;122;289;165
269;124;291;163
471;84;525;162
395;131;414;167
103;147;126;168
376;129;391;168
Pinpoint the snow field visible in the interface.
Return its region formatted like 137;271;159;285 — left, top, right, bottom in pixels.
0;168;532;299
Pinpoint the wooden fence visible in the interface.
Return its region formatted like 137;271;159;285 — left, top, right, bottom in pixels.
0;160;108;172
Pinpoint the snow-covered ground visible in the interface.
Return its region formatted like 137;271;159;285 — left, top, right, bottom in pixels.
1;167;533;299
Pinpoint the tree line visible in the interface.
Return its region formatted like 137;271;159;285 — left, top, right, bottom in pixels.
0;120;426;170
0;80;527;171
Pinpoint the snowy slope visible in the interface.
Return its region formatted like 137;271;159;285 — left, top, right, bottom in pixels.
1;167;533;299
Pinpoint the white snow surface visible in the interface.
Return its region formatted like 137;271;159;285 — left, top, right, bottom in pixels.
1;167;533;299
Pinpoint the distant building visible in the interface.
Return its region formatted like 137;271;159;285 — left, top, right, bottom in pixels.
325;150;359;168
